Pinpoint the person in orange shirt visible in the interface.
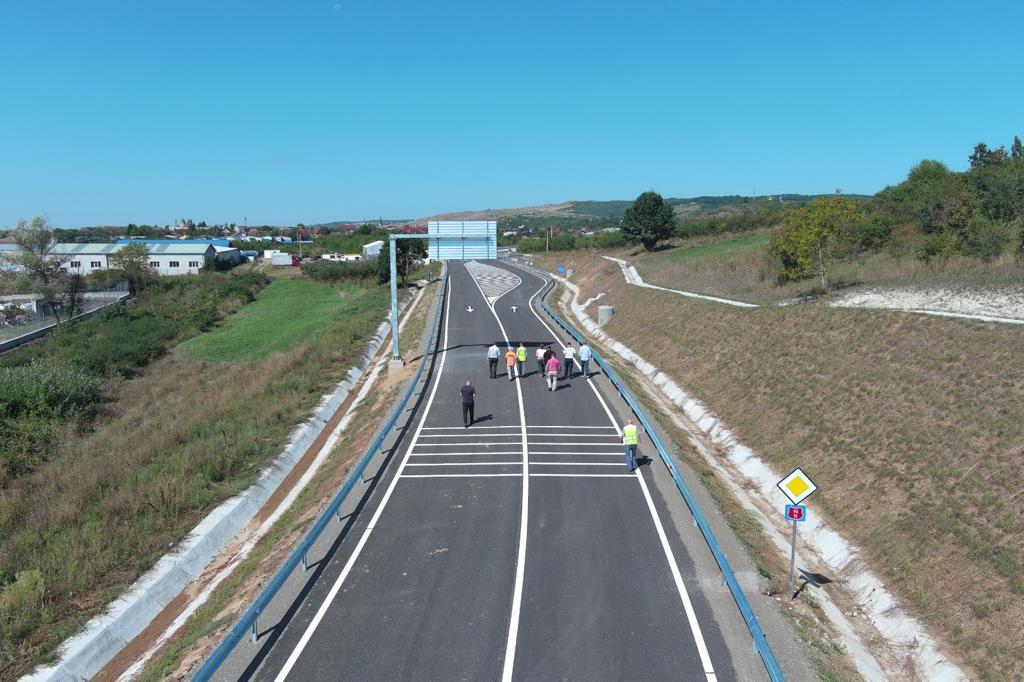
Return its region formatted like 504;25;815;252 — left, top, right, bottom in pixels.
505;347;517;381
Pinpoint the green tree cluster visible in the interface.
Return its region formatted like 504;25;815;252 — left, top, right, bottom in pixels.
771;136;1024;279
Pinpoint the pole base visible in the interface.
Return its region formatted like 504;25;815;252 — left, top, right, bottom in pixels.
389;358;405;373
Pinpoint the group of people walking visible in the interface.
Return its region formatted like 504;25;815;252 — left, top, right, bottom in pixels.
469;341;641;471
486;340;592;390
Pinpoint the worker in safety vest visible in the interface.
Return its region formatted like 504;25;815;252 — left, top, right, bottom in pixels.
622;418;640;472
516;342;528;379
505;347;517;381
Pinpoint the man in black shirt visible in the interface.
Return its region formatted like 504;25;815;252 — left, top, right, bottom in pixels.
459;380;477;427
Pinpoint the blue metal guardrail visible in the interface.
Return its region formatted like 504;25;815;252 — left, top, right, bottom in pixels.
535;276;785;682
192;268;449;681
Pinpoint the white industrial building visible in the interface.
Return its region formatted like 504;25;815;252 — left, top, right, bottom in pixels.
50;243;241;276
361;240;384;260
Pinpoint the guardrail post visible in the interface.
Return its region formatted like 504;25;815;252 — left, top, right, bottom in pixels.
302;553;308;571
251;612;258;643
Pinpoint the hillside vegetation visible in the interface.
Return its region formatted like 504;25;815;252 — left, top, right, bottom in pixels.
542;249;1023;680
0;270;389;678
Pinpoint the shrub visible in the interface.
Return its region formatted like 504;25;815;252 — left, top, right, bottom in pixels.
0;363;101;419
957;212;1011;262
916;231;958;263
0;570;49;657
302;260;378;282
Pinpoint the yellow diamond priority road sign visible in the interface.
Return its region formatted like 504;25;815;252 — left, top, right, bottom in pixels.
777;467;817;505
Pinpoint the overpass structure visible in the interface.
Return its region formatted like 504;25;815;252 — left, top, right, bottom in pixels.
198;260;807;681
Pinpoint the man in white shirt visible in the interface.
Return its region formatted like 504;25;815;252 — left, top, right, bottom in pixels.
486;341;501;379
562;344;576;379
578;341;592;379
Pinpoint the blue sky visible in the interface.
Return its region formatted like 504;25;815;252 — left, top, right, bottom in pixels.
2;1;1022;227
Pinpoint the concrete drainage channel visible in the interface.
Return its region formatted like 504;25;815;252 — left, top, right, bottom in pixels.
23;283;428;682
544;269;966;681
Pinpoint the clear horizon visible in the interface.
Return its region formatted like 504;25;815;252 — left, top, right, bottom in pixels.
3;1;1022;228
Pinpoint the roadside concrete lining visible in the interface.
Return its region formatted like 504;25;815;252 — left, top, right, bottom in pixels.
548;271;966;682
22;287;421;682
603;256;759;308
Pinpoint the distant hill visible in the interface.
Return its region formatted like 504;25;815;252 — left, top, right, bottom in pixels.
422;194;869;229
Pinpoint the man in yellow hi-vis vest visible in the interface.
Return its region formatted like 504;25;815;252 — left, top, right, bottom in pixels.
622;418;640;472
516;342;528;378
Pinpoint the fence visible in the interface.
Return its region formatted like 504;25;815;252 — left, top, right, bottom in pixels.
192;266;449;681
531;272;785;682
0;281;129;352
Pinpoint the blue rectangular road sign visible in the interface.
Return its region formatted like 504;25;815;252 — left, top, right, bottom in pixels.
784;504;807;522
427;221;496;260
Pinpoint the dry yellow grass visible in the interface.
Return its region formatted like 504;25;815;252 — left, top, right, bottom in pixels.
548;252;1023;679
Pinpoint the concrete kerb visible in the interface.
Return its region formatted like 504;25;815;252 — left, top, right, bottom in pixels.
544;270;966;681
22;288;420;682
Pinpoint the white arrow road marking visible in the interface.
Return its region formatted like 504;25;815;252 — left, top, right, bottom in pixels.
466;305;474;312
510;305;519;312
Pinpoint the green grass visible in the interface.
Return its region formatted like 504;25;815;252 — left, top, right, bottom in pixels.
649;231;771;262
181;279;357;361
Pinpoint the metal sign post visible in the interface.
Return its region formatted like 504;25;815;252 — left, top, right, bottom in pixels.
784;504;807;599
777;468;817;600
388;223;496;362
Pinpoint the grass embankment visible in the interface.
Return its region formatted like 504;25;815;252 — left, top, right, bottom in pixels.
620;229;1024;304
560;253;1023;679
0;272;388;678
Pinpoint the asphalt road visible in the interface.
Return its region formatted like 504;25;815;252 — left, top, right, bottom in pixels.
238;260;747;681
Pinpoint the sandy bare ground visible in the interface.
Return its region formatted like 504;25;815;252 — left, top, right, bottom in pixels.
830;286;1024;322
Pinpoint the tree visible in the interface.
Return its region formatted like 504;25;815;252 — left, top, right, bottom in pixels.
5;217;71;324
621;191;676;250
376;238;427;285
110;243;154;295
769;194;859;289
1012;135;1024;160
969;142;1008;169
64;274;86;317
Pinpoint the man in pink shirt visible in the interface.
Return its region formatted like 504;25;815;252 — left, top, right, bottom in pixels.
544;353;561;392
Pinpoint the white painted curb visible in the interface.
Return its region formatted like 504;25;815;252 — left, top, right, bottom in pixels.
22;288;420;682
546;270;966;682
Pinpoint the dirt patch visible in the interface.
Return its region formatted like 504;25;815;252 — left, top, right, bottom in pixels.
831;285;1024;320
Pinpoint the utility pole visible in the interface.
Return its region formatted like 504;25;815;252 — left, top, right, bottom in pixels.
546;227;550;253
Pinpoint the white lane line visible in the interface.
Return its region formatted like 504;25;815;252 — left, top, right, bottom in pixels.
467;265;530;682
515;263;718;681
412;442;521;447
419;434;530;438
420;433;618;438
422;425;520;430
530;451;624;455
527;425;619;430
274;275;456;681
529;462;624;466
527;441;620;445
530;473;636;478
405;462;522;467
405;448;520;454
401;473;522;479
